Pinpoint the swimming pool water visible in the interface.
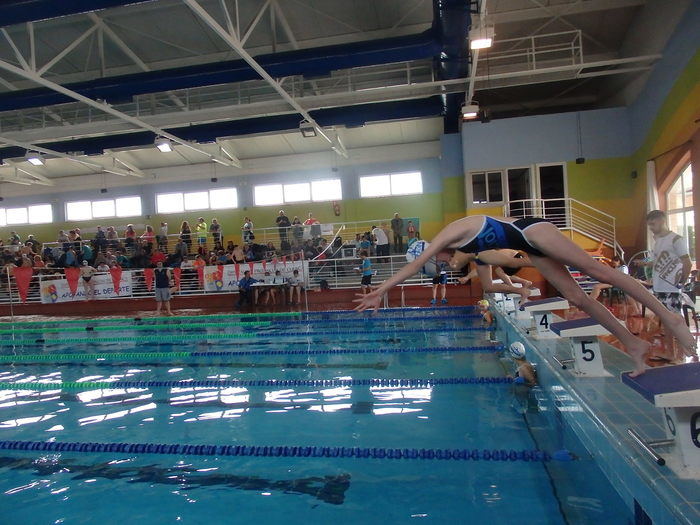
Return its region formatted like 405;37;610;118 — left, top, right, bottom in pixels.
0;308;631;523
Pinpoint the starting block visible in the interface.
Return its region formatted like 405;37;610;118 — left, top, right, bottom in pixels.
549;317;612;377
519;297;569;338
622;363;700;477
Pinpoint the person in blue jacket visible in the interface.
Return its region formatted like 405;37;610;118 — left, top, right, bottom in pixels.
236;270;257;308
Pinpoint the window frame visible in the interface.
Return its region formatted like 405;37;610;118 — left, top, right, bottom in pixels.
665;163;694;260
253;179;343;206
67;197;143;221
359;171;423;199
466;163;568;209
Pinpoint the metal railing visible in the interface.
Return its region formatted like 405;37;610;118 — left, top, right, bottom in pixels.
307;254;458;291
504;198;623;260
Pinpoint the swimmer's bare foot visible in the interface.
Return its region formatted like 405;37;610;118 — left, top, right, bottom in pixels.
518;288;532;305
627;339;651;377
666;314;697;357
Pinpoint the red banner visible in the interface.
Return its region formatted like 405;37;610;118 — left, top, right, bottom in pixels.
109;266;123;296
13;267;33;303
144;268;154;291
282;255;287;268
196;266;204;286
64;267;81;296
234;263;240;280
173;267;182;289
248;262;254;274
272;256;278;269
261;260;267;272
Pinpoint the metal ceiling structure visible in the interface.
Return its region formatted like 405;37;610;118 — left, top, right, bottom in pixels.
0;0;690;188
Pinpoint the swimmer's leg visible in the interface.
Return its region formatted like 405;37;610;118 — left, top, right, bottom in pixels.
528;255;649;377
477;264;530;303
526;222;695;357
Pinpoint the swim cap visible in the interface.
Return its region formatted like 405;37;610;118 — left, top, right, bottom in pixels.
477;299;489;307
509;342;526;359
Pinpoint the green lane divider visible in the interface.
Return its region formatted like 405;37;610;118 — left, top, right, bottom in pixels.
0;352;192;362
0;332;258;346
0;311;301;328
0;321;272;334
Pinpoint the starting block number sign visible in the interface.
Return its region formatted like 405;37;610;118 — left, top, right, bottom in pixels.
571;338;609;377
534;312;554;337
663;407;700;470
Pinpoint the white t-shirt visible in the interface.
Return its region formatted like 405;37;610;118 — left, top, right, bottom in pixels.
372;227;389;246
652;231;689;292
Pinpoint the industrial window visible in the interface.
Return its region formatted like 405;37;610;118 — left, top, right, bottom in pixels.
67;197;142;221
359;172;422;198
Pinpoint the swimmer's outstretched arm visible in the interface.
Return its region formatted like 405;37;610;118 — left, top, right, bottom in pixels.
353;220;472;311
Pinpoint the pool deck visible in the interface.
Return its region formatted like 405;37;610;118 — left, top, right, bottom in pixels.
498;307;700;525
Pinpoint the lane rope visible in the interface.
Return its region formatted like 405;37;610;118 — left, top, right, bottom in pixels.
0;345;503;363
0;439;559;462
0;377;513;390
0;306;477;328
0;326;493;346
0;314;482;335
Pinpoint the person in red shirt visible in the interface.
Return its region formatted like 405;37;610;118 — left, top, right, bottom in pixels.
150;249;167;266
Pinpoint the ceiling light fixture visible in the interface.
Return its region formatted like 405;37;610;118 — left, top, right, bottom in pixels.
461;102;479;120
25;151;45;166
155;137;173;153
299;120;317;138
469;25;495;50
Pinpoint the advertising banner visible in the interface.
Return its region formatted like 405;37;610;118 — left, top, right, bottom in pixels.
202;260;307;292
40;272;133;304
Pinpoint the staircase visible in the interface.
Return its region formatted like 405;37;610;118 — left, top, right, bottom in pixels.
504;198;624;260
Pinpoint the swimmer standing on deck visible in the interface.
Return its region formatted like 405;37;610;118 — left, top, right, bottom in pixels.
354;215;697;377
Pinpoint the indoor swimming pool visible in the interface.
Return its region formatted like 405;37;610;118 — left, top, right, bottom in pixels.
0;307;631;523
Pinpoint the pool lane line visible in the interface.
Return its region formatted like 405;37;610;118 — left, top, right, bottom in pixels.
0;320;273;335
0;345;503;363
0;377;513;390
0;440;553;462
0;314;483;335
0;305;477;328
0;326;494;346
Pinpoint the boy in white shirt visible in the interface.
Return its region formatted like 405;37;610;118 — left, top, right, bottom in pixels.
646;210;693;361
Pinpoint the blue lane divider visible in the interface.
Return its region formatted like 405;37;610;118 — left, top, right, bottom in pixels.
0;376;513;391
0;440;553;462
294;305;476;315
188;345;504;357
270;314;482;325
255;327;492;337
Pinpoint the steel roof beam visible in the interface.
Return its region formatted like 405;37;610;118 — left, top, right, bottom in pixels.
185;0;348;158
0;57;241;168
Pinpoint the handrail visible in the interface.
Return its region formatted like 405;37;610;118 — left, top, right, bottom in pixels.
504;197;620;258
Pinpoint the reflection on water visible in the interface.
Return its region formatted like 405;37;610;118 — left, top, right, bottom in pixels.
0;456;351;504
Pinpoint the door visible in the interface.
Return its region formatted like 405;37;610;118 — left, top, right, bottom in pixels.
536;164;567;226
506;167;532;218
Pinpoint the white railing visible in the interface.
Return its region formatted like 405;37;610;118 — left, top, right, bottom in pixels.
504;198;624;260
307;254;459;291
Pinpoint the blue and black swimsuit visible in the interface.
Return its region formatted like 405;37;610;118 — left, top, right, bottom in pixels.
456;217;549;258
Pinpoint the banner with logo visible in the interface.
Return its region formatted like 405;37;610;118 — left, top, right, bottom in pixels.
203;261;307;292
40;272;134;304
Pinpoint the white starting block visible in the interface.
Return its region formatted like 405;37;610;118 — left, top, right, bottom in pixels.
623;363;700;478
519;297;569;338
549;317;612;377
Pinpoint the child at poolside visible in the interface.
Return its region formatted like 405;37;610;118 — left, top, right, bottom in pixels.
507;342;537;386
477;299;493;327
358;250;372;294
430;261;448;305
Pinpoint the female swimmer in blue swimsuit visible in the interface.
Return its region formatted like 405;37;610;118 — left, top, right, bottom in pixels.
354;215;696;377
